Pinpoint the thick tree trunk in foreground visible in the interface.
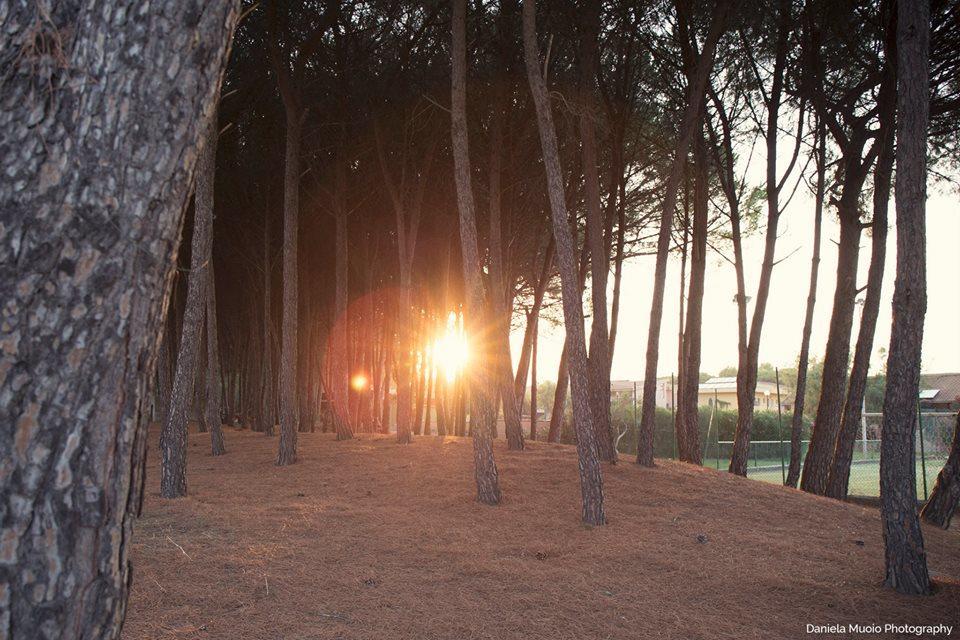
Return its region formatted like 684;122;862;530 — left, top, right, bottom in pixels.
880;0;931;594
921;412;960;528
524;0;605;525
451;0;501;505
198;110;226;457
277;106;301;465
637;0;727;467
0;2;238;637
787;123;825;487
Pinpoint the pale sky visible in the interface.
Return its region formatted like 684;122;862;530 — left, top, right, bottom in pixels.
511;183;960;383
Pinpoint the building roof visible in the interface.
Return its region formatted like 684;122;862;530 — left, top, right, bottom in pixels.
920;372;960;405
700;377;737;392
700;377;794;398
610;377;673;393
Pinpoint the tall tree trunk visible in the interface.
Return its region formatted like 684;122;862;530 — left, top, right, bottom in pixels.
607;158;628;360
578;0;615;463
826;28;896;498
157;321;174;429
880;0;931;594
205;253;226;456
786;122;826;487
514;239;554;399
195;316;209;433
424;360;435;436
162;187;219;493
332;210;355;440
548;232;591;443
277;105;301;465
487;8;524;451
677;136;708;465
0;2;238;635
198;107;226;457
395;285;415;444
451;0;502;505
728;0;793;476
637;0;728;467
547;345;569;443
523;0;606;525
675;183;690;461
381;315;394;434
261;210;276;436
800;210;861;491
921;412;960;529
530;314;539;441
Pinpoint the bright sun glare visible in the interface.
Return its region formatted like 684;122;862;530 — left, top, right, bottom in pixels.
350;373;368;391
434;315;470;383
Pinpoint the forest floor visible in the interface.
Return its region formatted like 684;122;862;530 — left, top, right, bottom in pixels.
124;427;960;640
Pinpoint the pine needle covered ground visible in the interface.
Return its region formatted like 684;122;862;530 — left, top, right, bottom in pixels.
124;428;960;639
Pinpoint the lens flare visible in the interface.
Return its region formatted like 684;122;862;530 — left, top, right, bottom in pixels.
351;373;369;391
434;318;470;383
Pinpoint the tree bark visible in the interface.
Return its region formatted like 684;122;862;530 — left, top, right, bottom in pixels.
880;0;931;594
451;0;502;505
921;412;960;529
198;107;226;457
786;122;826;487
548;232;591;443
162;173;219;495
637;0;728;467
800;209;861;492
261;210;276;436
331;208;355;440
0;1;238;636
547;344;569;443
728;0;793;476
205;247;226;456
276;106;301;465
488;4;525;451
578;0;615;464
677;136;708;465
826;25;896;498
157;321;174;430
523;0;606;525
381;313;394;434
530;314;539;441
514;239;554;400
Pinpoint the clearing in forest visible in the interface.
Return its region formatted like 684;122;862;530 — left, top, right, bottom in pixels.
124;429;960;640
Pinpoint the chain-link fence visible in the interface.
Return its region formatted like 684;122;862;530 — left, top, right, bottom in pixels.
608;384;954;499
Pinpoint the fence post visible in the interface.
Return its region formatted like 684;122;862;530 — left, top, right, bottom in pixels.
670;373;676;460
860;398;868;456
917;398;928;501
775;367;785;484
714;389;720;469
